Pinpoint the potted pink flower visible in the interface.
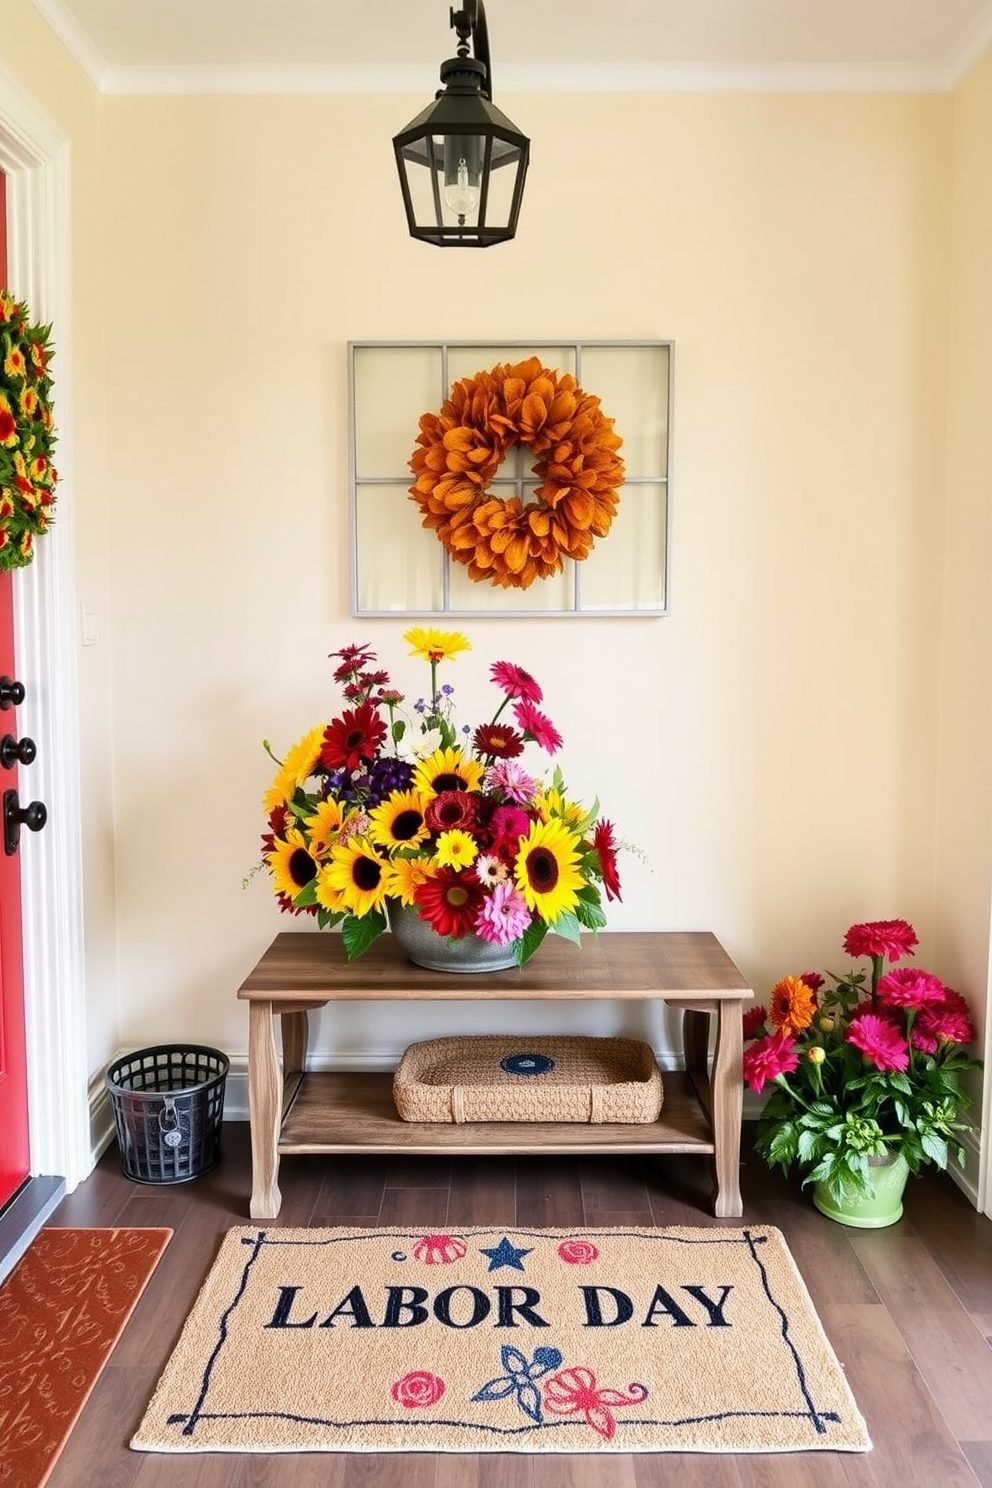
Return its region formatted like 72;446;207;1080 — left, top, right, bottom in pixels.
743;919;980;1224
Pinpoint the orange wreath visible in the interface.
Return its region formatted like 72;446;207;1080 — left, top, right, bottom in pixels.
407;355;625;590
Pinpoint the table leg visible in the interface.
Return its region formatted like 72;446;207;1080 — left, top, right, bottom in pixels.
248;999;283;1219
710;999;744;1218
281;1009;309;1076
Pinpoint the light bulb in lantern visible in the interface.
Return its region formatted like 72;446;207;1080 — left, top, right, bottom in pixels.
443;134;483;218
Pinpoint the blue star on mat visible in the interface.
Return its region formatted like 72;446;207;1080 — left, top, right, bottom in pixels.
480;1236;533;1272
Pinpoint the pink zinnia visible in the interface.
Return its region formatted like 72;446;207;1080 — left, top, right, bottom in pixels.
490;660;543;704
876;966;947;1010
742;1031;800;1093
489;804;531;844
842;919;918;963
845;1013;909;1072
513;700;563;755
475;881;531;945
912;990;976;1053
484;759;538;804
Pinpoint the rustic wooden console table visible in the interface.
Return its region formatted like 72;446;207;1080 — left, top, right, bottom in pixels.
238;929;752;1220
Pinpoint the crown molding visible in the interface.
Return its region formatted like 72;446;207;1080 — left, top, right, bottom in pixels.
30;0;109;90
29;0;992;97
947;7;992;85
98;60;957;98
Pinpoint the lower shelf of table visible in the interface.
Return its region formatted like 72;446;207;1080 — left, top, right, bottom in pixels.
278;1070;715;1156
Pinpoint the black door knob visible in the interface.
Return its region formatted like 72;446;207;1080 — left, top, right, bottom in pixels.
0;676;25;710
3;789;47;855
0;734;37;769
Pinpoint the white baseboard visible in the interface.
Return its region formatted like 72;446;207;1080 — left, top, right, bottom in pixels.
91;1048;985;1212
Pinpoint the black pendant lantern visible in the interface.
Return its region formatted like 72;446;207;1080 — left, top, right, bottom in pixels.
393;0;529;247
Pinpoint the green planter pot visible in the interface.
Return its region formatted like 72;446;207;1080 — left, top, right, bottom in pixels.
812;1151;910;1229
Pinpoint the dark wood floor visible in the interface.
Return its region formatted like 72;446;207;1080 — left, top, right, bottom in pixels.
40;1120;992;1488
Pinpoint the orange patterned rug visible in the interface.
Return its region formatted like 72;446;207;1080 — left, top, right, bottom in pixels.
0;1226;172;1488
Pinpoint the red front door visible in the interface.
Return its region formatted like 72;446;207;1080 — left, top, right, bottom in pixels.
0;170;31;1210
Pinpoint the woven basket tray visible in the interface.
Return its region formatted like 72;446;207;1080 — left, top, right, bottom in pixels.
393;1035;664;1125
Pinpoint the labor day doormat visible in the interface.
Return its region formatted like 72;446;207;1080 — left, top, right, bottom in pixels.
0;1227;172;1488
132;1225;870;1456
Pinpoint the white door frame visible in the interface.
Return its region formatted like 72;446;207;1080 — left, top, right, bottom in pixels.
0;64;89;1190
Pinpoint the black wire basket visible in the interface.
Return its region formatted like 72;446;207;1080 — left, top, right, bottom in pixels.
105;1044;229;1184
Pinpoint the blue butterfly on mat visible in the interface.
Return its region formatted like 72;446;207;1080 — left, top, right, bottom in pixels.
472;1344;564;1424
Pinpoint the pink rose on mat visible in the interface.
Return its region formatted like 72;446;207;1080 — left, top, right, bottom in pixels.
391;1370;445;1409
557;1239;599;1265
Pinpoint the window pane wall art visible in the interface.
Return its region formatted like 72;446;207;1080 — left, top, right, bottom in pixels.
349;340;672;618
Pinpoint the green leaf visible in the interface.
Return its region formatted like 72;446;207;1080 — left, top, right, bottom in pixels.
920;1131;948;1168
551;909;583;945
573;897;607;931
516;919;549;965
341;910;387;960
293;880;318;907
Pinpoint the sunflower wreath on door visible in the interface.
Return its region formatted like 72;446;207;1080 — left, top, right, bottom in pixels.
0;290;58;572
348;340;671;618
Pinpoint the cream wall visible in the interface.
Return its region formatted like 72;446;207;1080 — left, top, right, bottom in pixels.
97;90;956;1076
935;48;992;1146
0;5;984;1160
0;2;116;1082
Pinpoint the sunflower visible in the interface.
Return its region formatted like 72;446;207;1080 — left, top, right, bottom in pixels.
768;975;817;1036
323;838;390;917
305;797;350;858
383;855;434;906
412;746;485;797
266;828;319;902
403;627;471;664
314;867;346;915
368;790;430;852
514;817;585;923
262;725;325;813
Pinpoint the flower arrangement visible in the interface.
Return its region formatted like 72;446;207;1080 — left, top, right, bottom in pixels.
0;290;58;571
408;356;624;590
743;919;980;1204
260;628;623;964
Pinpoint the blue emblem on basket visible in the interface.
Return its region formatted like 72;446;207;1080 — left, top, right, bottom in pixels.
500;1052;555;1077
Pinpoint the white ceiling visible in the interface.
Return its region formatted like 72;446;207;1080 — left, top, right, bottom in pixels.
30;0;992;94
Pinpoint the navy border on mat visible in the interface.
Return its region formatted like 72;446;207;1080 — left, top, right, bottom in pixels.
165;1227;851;1445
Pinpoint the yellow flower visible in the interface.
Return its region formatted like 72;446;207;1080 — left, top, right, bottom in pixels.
434;829;478;871
534;786;586;830
323;838;390;917
314;865;346;915
305;798;350;858
266;829;318;902
283;726;326;788
262;726;325;813
383;856;433;906
514;816;585;923
4;343;27;381
368;790;430;852
412;746;484;796
403;626;471;663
